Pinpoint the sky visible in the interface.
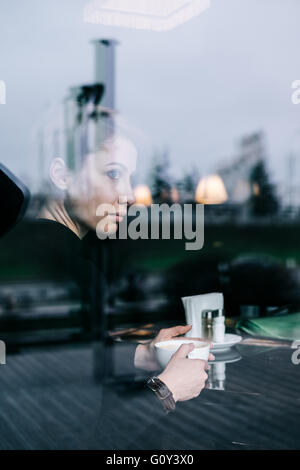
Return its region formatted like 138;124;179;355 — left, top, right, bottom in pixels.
1;0;300;197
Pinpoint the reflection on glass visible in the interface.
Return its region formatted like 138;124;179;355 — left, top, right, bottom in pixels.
84;0;211;31
207;349;242;391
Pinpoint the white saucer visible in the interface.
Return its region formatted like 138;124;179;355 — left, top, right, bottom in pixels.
211;333;242;352
210;348;242;364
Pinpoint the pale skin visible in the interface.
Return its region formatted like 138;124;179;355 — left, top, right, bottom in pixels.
134;324;214;402
42;135;212;404
41;136;137;238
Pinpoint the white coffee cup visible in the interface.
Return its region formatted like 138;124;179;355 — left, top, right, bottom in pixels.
155;339;210;368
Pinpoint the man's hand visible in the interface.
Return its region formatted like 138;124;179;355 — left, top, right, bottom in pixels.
158;343;209;402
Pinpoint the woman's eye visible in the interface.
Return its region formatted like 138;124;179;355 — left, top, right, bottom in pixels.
106;169;122;180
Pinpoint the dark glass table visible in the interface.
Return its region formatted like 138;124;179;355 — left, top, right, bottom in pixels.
0;337;299;450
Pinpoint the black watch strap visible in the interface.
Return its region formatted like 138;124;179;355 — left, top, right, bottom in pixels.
146;376;176;413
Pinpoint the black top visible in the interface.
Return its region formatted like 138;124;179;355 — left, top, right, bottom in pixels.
0;163;30;238
1;217;165;413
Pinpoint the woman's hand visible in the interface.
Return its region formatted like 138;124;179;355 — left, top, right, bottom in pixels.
134;324;214;371
158;343;209;402
150;324;193;348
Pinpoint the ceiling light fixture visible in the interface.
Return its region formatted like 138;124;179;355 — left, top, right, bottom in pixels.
84;0;211;31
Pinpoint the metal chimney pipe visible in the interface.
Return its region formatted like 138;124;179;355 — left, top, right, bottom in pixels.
92;39;119;110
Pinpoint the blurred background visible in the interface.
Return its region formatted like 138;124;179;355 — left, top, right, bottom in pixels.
1;0;300;451
1;0;300;355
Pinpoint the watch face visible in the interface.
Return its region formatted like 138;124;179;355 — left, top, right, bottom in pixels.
147;377;160;393
147;377;170;398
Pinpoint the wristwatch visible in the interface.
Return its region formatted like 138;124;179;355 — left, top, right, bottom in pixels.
146;376;176;413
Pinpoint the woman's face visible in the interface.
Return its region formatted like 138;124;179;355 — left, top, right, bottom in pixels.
66;135;137;234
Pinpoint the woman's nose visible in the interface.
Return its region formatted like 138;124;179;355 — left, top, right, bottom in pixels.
119;182;135;206
125;188;135;206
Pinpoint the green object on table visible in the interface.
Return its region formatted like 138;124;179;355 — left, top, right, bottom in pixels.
236;312;300;341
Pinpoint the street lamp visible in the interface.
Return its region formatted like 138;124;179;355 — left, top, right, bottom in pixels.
195;174;228;204
134;184;153;206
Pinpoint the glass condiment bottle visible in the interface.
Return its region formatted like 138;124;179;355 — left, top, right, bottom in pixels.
202;310;213;340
